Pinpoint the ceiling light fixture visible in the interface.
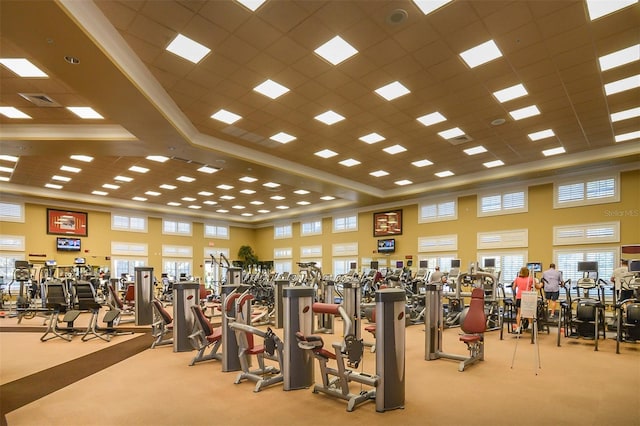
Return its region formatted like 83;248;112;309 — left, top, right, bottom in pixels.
459;40;503;68
0;107;31;119
585;0;637;20
339;158;361;167
66;106;103;119
240;176;258;183
211;109;242;124
160;184;177;190
114;175;133;182
528;129;555;141
614;130;640;142
483;160;504;168
412;159;433;167
197;166;219;174
417;112;446;127
0;58;48;77
359;133;385;144
438;127;465;139
375;81;410;101
508;105;541;120
412;0;452;15
370;170;389;177
235;0;267;12
129;165;149;173
146;155;169;163
435;170;455;177
314;149;338;159
542;147;566;157
314;110;345;125
492;83;528;103
254;79;290;99
383;144;407;154
604;74;640;95
176;175;195;182
395;179;412;186
610;106;640;122
60;165;81;173
270;132;296;143
70;155;93;162
166;34;211;64
599;44;640;71
463;145;488;155
314;36;358;65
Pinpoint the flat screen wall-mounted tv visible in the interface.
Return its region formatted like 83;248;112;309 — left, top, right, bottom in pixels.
56;237;81;252
377;238;395;254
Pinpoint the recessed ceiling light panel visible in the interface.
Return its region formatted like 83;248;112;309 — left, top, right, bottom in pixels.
508;105;541;120
492;84;528;103
254;79;290;99
166;34;211;64
375;81;410;101
0;107;31;119
359;133;386;144
459;40;503;68
314;36;358;65
383;144;407;154
211;109;242;124
270;132;296;143
416;112;446;127
314;110;345;125
0;58;48;77
66;106;103;119
599;44;640;71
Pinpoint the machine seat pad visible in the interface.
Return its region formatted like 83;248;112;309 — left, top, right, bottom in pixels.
364;324;376;334
459;334;482;343
206;327;222;343
247;345;264;355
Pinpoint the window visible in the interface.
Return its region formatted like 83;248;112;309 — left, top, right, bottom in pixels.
419;199;457;222
333;213;357;232
274;247;292;259
274;261;292;275
418;235;458;252
204;224;229;239
555;174;619;208
112;257;147;279
301;219;322;236
553;222;620;245
477;229;528;249
333;258;358;275
478;188;527;216
332;242;358;257
162;245;193;258
0;253;26;288
0;235;25;251
111;242;148;256
163;219;192;236
112;213;147;232
163;259;192;280
477;251;528;285
301;245;322;258
418;255;457;273
555;248;616;298
274;223;292;239
0;201;24;222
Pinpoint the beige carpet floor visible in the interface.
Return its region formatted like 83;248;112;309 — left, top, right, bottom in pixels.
1;307;639;426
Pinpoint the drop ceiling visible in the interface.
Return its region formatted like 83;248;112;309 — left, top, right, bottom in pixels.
0;0;638;224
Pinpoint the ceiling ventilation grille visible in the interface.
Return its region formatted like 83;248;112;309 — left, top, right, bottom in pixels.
18;93;61;107
447;134;473;145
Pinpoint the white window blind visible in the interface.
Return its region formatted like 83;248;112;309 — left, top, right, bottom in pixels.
205;224;230;239
555;175;619;208
419;199;457;222
274;223;292;239
111;242;148;256
0;235;25;251
332;242;358;256
553;222;620;245
333;214;357;232
477;229;528;249
555;248;616;284
418;235;458;252
112;213;147;232
0;202;24;222
301;219;322;236
274;247;292;259
301;245;322;258
163;219;192;235
478;189;527;216
162;245;193;258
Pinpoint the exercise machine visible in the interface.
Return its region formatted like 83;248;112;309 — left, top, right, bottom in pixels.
425;283;487;372
615;260;640;354
296;288;405;412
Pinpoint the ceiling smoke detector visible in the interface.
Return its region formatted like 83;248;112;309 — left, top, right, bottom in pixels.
387;9;408;25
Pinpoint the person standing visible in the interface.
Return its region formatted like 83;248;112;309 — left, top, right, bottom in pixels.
513;266;540;333
611;259;632;302
430;266;443;284
542;263;562;318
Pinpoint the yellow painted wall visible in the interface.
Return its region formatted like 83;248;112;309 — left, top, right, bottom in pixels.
2;170;638;276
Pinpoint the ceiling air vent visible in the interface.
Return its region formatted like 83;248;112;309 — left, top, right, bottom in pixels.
19;93;61;107
447;134;473;145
